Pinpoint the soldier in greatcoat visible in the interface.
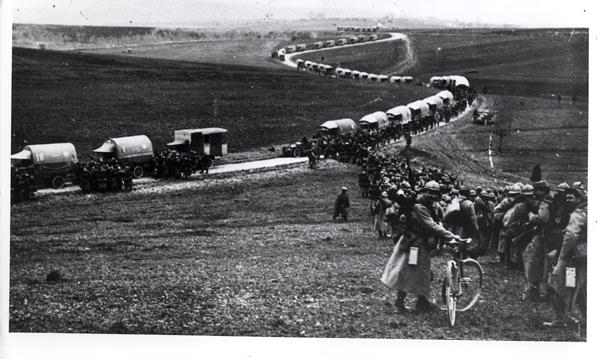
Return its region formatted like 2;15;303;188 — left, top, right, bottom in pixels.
543;185;587;327
522;180;552;301
381;181;463;313
333;186;350;221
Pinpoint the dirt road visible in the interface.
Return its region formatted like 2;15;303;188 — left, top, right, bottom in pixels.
282;32;410;69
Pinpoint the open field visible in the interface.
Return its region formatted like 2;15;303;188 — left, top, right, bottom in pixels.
11;47;435;156
403;29;588;99
9;160;585;340
79;38;285;69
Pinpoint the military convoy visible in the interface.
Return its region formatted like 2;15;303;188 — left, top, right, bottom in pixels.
10;127;229;201
281;84;474;159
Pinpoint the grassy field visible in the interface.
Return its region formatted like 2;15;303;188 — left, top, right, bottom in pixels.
9;160;585;340
403;30;588;99
11;47;435;156
79;38;285;69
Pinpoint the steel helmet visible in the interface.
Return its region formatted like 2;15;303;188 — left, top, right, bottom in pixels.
424;180;441;193
508;182;523;195
522;184;535;196
557;182;570;192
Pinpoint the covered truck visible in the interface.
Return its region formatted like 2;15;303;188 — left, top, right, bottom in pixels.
166;128;227;157
359;111;389;131
93;135;154;178
11;142;78;189
386;105;412;125
317;118;358;137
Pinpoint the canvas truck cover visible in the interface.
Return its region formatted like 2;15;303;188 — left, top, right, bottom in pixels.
424;95;444;107
94;135;153;159
319;118;357;135
407;100;430;117
359;111;389;129
11;143;78;165
437;90;454;102
386;106;411;124
448;75;470;88
429;76;443;84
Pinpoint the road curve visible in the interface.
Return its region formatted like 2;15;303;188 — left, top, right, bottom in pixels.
282;32;410;69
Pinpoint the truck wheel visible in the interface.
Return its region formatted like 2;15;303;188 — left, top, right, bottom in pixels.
132;166;144;179
293;148;301;158
51;176;65;189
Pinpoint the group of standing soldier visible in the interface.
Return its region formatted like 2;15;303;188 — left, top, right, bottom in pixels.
332;147;587;327
10;166;37;203
153;149;211;180
74;158;133;193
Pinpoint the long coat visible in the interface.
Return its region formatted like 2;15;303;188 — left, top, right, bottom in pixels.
381;200;457;297
548;202;587;313
522;196;551;283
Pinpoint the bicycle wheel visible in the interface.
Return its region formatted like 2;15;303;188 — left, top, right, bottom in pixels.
456;258;484;312
444;260;458;327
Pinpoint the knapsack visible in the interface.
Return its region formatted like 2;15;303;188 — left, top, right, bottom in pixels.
443;197;462;223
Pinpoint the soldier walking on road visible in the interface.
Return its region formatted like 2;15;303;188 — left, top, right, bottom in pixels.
333;186;350;221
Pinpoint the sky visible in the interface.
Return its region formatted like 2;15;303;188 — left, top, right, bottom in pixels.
10;0;594;28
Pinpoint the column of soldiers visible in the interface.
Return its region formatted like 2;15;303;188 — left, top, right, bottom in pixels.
11;166;37;203
74;158;133;193
317;112;458;166
357;152;586;326
153;149;211;180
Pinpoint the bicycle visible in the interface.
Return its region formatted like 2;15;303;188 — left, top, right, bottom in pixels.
441;238;484;327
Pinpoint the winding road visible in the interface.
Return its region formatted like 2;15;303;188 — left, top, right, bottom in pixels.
282;32;413;71
35;32;476;198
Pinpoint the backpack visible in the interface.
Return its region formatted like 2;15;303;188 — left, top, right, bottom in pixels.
443;197;461;223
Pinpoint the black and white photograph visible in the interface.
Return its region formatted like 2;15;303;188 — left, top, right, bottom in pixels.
0;0;596;357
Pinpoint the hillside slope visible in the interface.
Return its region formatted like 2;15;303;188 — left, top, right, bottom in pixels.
11;47;435;156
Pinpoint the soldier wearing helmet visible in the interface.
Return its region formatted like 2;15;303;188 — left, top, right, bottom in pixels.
374;191;394;238
474;188;494;254
544;182;587;328
504;184;538;267
491;182;522;262
333;186;350;221
444;186;480;256
382;180;464;314
547;182;572;251
521;180;553;301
